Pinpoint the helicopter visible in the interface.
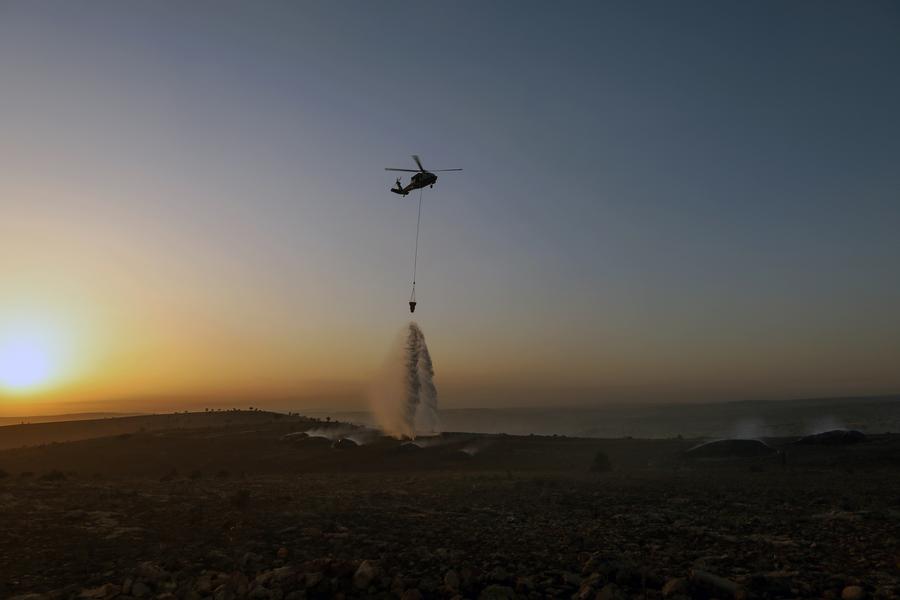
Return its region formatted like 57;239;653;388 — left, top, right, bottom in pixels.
385;155;462;196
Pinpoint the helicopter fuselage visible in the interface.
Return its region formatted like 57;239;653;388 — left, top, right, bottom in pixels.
391;171;437;196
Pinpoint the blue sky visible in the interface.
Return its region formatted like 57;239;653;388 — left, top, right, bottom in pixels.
1;1;898;410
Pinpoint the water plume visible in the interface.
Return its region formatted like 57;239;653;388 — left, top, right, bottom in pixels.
369;322;440;439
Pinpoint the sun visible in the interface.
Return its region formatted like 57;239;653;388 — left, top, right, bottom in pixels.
0;328;60;393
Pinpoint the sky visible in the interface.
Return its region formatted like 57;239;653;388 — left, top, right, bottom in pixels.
1;1;899;415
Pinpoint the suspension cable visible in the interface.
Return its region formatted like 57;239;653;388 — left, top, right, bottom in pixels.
410;187;423;302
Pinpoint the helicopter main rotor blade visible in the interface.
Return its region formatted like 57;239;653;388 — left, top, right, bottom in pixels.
412;154;425;171
385;168;419;172
432;169;463;172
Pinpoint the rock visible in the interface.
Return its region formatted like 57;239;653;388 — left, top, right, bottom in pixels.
444;570;461;591
842;586;866;600
276;547;289;559
614;565;641;587
488;566;510;583
130;583;150;599
353;560;378;589
597;583;627;600
256;567;297;587
691;569;742;598
418;576;439;593
213;584;235;600
478;585;515;600
400;590;422;600
248;587;270;600
661;577;688;598
515;576;535;593
874;586;898;600
195;574;216;594
207;550;233;571
9;595;49;600
302;572;324;589
240;552;264;571
136;562;166;582
748;571;793;597
79;583;121;599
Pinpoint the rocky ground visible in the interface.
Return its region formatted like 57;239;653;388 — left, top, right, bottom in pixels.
1;416;899;599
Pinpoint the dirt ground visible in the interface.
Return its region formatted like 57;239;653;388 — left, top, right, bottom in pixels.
1;414;899;599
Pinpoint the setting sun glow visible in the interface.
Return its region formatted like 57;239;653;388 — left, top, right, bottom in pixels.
0;323;64;394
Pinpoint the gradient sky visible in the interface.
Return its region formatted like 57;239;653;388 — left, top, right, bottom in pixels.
1;2;899;414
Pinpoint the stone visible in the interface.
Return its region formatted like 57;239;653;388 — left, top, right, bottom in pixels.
597;583;627;600
444;570;461;591
353;560;378;589
478;585;515;600
240;553;263;571
207;550;233;571
195;575;215;595
136;562;166;581
842;586;866;600
248;587;270;600
304;572;325;589
661;577;688;598
400;590;422;600
79;583;121;599
130;583;151;599
213;584;235;600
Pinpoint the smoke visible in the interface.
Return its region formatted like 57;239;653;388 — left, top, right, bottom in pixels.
369;322;440;439
806;415;846;435
729;417;772;440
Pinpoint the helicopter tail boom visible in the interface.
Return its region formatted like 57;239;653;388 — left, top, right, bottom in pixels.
390;180;409;195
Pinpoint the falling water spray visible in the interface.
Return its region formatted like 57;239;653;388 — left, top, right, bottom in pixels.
369;322;440;439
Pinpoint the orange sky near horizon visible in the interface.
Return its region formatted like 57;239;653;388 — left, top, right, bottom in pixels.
2;3;900;417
